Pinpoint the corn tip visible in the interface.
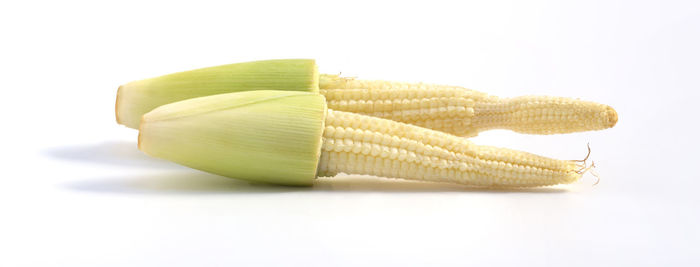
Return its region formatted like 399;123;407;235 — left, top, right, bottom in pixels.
606;105;618;128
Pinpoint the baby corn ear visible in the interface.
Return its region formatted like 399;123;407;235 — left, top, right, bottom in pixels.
138;90;326;186
318;110;583;187
320;74;617;136
117;59;319;129
140;90;583;188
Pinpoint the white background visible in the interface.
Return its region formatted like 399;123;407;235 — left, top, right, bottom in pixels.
1;0;699;266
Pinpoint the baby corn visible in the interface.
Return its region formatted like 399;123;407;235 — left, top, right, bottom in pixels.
320;74;617;136
117;59;617;136
138;91;585;187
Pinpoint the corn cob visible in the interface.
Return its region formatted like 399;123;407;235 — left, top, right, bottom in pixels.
117;59;617;137
318;110;581;187
320;74;618;136
138;91;584;187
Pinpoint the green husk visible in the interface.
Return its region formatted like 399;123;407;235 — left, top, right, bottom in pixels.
116;59;319;129
138;90;327;186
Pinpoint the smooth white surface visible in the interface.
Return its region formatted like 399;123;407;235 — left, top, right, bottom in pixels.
1;0;699;266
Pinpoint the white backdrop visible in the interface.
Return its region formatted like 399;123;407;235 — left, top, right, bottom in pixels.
1;0;699;266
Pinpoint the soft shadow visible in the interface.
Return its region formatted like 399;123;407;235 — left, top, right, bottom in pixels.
314;176;568;193
44;141;181;169
65;171;308;195
65;172;567;195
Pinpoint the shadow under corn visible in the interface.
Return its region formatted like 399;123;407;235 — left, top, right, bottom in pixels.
64;171;306;195
314;176;568;193
54;140;568;194
65;172;568;195
44;141;181;169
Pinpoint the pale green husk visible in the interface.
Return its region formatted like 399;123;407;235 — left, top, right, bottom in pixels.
116;59;319;129
138;90;327;186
